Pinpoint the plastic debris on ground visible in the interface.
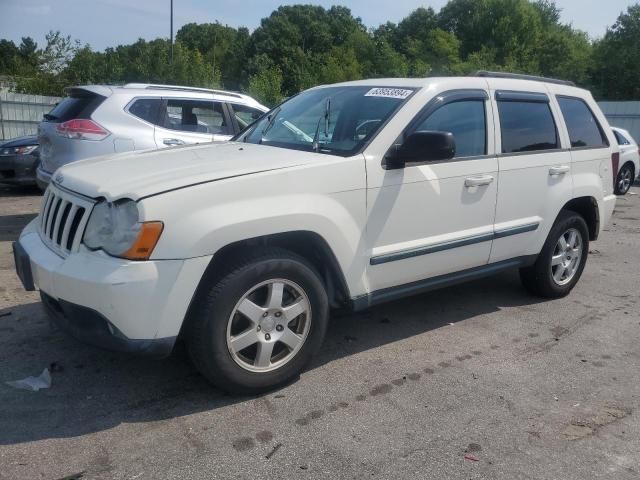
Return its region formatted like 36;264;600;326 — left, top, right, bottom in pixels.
5;368;52;391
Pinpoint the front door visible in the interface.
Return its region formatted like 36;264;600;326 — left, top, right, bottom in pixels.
365;89;499;293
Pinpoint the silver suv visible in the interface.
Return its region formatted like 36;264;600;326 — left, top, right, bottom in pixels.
36;83;268;189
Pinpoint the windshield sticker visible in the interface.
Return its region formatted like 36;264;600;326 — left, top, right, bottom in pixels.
364;88;413;99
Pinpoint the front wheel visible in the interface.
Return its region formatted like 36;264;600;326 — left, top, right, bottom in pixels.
520;211;589;298
186;248;329;394
615;163;634;195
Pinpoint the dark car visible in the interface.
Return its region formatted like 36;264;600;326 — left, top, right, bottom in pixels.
0;135;40;189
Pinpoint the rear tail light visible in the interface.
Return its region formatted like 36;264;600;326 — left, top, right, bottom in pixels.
611;152;620;189
55;119;109;141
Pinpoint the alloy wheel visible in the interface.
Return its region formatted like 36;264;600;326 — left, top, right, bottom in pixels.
226;279;312;373
551;228;583;286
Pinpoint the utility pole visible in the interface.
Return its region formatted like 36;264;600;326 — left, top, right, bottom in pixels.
170;0;174;64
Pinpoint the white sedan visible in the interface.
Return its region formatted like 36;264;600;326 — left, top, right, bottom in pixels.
612;126;639;195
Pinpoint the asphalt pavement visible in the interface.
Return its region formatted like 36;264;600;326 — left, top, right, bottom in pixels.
0;184;638;480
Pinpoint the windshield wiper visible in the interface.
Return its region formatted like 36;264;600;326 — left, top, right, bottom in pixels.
312;98;331;152
261;107;282;138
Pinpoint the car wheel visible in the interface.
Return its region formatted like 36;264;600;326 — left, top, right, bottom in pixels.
615;163;634;195
520;211;589;298
186;248;329;394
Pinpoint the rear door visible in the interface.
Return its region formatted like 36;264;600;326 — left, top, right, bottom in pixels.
153;98;232;147
488;81;573;264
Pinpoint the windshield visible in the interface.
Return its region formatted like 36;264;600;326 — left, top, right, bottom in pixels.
237;86;416;156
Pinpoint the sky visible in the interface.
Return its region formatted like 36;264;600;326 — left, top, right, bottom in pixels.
1;0;637;51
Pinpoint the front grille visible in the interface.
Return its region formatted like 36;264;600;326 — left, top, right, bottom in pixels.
39;184;94;255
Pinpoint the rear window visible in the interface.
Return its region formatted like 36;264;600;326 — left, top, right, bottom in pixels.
498;101;559;153
45;92;105;123
557;97;608;149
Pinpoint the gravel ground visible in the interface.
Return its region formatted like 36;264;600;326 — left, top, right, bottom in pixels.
0;183;638;480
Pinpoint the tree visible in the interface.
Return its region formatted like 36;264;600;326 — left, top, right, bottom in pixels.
592;5;640;99
40;30;80;75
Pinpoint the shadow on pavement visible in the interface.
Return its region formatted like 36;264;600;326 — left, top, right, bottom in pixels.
0;269;543;445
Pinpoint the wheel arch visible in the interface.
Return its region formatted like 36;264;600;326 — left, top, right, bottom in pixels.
560;196;600;241
189;231;351;313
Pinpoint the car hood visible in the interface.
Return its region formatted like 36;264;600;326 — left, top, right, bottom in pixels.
1;135;38;148
54;142;318;200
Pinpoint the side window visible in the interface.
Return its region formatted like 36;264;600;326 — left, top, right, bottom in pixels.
128;98;163;124
162;99;230;135
498;101;558;153
415;100;487;157
614;130;630;146
557;97;608;148
231;104;265;130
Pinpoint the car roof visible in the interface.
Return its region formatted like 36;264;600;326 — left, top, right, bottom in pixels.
318;76;591;98
67;84;268;110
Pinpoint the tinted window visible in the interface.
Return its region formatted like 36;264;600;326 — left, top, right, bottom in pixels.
416;100;486;157
557;97;607;148
161;99;230;135
129;98;163;124
231;104;264;129
45;93;105;123
498;101;558;153
614;130;630;146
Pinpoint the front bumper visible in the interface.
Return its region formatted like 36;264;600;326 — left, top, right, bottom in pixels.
0;154;39;186
15;218;212;357
40;292;176;357
35;166;52;190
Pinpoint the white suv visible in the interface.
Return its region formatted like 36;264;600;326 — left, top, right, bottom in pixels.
14;72;617;393
36;83;268;189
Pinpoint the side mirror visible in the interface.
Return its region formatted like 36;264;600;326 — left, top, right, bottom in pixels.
384;130;456;169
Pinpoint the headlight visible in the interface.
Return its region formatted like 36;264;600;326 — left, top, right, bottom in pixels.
15;145;38;155
83;199;163;260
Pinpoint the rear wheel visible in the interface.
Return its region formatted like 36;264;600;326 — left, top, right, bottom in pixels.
520;211;589;298
615;162;634;195
186;248;329;394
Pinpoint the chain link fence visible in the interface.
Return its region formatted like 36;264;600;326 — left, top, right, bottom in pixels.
0;90;62;142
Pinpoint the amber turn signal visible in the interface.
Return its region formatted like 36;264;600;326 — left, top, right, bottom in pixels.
121;222;164;260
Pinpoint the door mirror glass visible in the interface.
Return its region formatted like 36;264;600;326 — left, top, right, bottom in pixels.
385;130;456;168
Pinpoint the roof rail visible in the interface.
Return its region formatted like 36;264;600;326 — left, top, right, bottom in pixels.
123;83;245;99
472;71;576;87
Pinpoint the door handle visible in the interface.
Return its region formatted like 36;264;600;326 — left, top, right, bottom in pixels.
464;175;494;188
163;138;185;146
549;165;570;176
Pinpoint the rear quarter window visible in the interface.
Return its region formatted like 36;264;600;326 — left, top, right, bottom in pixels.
557;97;608;149
128;98;164;124
45;93;105;123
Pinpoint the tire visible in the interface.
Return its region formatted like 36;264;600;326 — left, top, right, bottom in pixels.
519;210;589;298
185;248;329;394
615;162;634;195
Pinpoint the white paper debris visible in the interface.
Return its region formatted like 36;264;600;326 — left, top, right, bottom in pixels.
6;368;52;391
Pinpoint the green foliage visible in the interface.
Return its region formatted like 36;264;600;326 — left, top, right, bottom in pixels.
1;2;639;100
593;5;640;99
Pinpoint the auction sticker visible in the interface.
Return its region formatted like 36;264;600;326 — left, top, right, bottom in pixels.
364;87;413;99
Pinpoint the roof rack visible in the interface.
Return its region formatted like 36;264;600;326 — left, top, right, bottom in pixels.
472;71;576;87
123;83;245;99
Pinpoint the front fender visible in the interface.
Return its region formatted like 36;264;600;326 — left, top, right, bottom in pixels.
139;159;369;297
